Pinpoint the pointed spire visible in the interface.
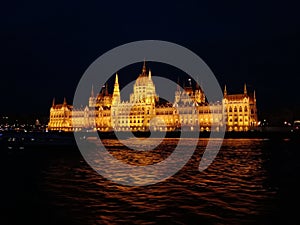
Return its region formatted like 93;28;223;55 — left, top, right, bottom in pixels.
52;97;55;107
244;83;247;95
195;77;200;90
176;76;181;91
91;84;94;97
113;73;120;105
105;83;109;96
188;78;192;87
115;73;119;84
148;69;151;80
142;60;146;74
254;90;256;101
63;97;67;106
224;85;227;97
101;84;106;94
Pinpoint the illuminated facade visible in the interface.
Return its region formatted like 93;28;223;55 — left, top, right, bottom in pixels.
48;62;258;132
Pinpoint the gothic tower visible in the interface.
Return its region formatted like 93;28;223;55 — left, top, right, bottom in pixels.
112;73;121;105
89;84;96;107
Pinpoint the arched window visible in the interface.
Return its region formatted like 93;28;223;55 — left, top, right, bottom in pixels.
229;107;232;112
244;106;248;112
234;107;237;112
239;106;242;112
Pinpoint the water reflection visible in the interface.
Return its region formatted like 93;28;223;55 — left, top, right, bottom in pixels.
37;138;281;224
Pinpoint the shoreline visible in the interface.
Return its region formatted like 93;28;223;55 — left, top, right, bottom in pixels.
1;130;299;152
1;129;299;139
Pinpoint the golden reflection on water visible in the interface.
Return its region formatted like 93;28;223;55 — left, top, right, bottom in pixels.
41;138;278;225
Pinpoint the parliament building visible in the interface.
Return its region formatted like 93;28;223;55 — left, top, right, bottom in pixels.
48;62;258;132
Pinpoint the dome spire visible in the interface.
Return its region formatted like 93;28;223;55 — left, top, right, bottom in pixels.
142;59;147;75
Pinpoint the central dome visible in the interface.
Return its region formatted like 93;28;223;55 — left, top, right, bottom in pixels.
130;61;158;104
135;61;153;86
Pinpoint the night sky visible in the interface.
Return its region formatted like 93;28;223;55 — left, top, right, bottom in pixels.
1;0;300;122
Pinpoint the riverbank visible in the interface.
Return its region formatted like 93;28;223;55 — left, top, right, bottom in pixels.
1;128;299;143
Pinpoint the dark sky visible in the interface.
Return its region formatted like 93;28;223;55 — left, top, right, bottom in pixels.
1;0;300;121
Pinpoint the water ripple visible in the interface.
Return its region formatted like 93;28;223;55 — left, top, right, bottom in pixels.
39;138;280;224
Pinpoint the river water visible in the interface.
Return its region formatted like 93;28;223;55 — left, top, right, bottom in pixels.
1;137;300;224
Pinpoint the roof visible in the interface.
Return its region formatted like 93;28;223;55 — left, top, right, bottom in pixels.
52;104;73;110
225;94;246;101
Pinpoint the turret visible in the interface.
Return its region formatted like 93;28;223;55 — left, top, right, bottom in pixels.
224;85;227;97
105;83;109;96
188;78;192;87
91;84;94;97
89;85;96;108
195;81;200;90
176;77;181;92
174;77;181;104
63;97;67;106
244;83;247;95
52;97;55;107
